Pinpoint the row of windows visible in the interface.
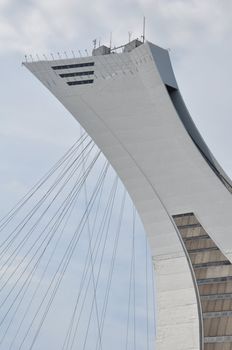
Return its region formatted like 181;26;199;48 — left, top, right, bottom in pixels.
197;276;232;285
201;292;232;300
183;234;209;241
177;223;201;229
60;71;94;78
193;260;230;269
204;335;232;343
188;246;219;254
52;62;94;70
67;79;94;86
173;212;194;218
203;310;232;318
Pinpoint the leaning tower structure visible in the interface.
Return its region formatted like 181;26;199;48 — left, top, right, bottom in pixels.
25;39;232;350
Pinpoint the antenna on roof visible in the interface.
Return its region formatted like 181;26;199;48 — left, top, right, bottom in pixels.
128;31;132;42
93;39;97;49
109;32;112;50
142;16;146;43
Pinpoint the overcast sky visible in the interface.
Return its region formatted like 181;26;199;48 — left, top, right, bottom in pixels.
0;0;232;349
1;0;232;203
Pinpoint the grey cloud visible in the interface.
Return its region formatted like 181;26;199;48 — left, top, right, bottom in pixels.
0;2;232;349
0;0;230;55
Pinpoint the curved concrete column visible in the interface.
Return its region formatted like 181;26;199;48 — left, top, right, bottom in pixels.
24;41;232;350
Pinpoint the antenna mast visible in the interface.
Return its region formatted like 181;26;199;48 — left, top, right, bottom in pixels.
142;16;146;43
109;32;112;50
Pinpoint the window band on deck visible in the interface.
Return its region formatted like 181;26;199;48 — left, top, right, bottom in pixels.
201;293;232;301
67;79;94;86
203;310;232;318
52;62;94;70
193;260;231;269
188;246;219;253
197;276;232;285
183;234;209;241
204;336;232;343
177;223;201;229
60;71;94;78
173;212;194;218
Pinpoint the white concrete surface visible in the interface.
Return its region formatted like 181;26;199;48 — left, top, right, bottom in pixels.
24;41;232;349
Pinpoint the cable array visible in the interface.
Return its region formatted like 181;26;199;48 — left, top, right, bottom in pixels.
0;132;155;350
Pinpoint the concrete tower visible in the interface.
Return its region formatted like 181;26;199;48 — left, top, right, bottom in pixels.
25;40;232;350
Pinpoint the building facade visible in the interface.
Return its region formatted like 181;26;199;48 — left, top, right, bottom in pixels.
25;40;232;350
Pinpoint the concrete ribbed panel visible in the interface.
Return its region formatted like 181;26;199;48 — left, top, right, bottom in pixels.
185;238;217;250
199;282;232;295
195;266;232;280
204;317;232;336
181;226;209;239
205;344;232;350
202;300;232;312
190;251;227;265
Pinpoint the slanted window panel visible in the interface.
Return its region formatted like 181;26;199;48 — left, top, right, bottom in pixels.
52;62;94;70
60;71;94;78
173;212;232;349
67;79;94;86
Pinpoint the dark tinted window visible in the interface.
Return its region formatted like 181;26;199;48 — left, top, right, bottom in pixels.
52;62;94;70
